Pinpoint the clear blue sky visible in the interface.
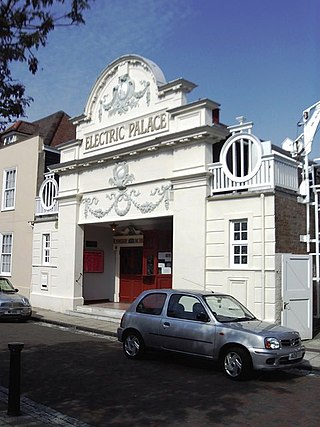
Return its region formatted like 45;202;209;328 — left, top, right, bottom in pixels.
12;0;320;156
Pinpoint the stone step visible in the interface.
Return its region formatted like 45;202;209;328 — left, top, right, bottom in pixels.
66;306;125;323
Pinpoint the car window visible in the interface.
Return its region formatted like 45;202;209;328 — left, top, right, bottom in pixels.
0;278;15;293
204;294;255;322
136;293;166;315
167;294;207;321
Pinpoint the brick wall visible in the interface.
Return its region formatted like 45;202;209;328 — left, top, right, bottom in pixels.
275;191;310;254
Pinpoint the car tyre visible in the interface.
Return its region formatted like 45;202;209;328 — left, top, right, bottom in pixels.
222;347;252;380
123;331;145;360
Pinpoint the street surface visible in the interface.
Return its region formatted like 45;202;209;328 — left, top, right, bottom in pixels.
0;321;319;426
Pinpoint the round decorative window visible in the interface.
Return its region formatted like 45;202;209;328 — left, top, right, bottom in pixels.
39;177;58;211
220;133;262;183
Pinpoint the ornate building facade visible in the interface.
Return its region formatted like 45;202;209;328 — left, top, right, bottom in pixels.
30;55;312;338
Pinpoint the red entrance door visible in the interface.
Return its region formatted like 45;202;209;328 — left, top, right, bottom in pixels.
119;247;144;302
119;230;172;303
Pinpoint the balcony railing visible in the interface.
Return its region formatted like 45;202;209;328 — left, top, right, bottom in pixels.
35;173;59;217
209;154;299;195
35;197;59;216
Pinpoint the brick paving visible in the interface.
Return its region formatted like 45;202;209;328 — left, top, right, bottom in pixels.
0;307;319;426
0;386;91;426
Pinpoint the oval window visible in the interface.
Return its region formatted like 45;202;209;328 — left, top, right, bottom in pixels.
39;177;58;211
220;133;262;183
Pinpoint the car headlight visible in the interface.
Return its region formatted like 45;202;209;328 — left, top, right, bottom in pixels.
22;297;30;306
265;337;280;349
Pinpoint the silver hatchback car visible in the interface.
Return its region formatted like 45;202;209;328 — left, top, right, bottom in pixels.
117;289;305;380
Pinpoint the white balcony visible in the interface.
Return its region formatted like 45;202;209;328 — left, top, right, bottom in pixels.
34;173;59;217
35;197;59;216
209;154;299;195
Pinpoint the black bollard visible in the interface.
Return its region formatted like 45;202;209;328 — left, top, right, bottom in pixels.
7;342;24;416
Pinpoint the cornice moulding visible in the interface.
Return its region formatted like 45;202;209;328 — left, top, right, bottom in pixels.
50;125;229;174
158;78;197;96
168;98;221;116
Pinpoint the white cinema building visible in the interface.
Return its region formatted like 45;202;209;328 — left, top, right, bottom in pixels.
30;55;313;339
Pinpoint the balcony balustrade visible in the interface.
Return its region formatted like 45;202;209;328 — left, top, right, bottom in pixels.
35;197;59;216
209;154;299;195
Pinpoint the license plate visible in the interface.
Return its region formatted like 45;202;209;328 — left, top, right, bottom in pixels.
5;309;20;315
289;351;302;360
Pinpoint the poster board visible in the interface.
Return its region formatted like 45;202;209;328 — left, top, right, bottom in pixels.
84;250;104;273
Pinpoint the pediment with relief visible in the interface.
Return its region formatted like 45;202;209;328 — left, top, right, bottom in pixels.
84;55;166;125
98;73;150;120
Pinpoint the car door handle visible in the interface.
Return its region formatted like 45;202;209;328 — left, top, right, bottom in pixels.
163;322;170;328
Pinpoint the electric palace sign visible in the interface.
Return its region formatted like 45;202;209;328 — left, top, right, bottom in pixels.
84;112;168;152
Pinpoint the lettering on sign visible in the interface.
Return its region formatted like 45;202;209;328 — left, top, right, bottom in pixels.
84;112;168;152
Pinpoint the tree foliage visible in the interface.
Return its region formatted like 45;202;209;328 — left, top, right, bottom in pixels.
0;0;92;130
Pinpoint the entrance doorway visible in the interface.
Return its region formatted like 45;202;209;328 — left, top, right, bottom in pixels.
121;247;143;275
120;247;143;302
119;229;172;302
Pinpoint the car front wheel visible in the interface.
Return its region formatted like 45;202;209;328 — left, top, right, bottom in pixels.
222;347;252;380
123;331;145;360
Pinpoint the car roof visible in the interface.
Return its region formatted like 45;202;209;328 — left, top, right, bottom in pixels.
139;288;227;297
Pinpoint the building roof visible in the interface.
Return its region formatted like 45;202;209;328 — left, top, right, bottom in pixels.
0;111;76;148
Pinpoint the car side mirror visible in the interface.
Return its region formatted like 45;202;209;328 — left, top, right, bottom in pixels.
15;288;19;292
196;312;209;322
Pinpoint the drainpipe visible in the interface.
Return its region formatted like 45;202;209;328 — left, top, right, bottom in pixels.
315;188;320;318
261;193;265;320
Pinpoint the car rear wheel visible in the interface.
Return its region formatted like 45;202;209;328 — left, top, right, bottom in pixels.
123;331;145;359
222;347;252;380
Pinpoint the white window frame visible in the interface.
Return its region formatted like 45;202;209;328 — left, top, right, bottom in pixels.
2;168;17;211
42;233;51;265
0;232;13;275
230;219;248;267
221;133;262;183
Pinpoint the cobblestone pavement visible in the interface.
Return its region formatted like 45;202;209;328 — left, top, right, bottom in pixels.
0;386;91;426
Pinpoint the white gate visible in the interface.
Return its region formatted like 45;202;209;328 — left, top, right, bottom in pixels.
281;254;312;340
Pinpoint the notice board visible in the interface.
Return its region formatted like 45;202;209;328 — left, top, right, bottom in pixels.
84;250;104;273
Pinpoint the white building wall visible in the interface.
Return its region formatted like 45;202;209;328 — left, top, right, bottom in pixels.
171;141;213;290
173;178;207;290
206;192;277;321
31;197;84;312
31;219;59;307
55;197;84;310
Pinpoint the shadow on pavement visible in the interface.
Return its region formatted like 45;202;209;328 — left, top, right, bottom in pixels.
0;323;316;427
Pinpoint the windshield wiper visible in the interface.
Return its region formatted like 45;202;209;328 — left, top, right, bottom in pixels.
234;316;256;322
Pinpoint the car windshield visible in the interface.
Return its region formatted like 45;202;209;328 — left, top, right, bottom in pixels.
0;278;15;293
203;294;256;323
